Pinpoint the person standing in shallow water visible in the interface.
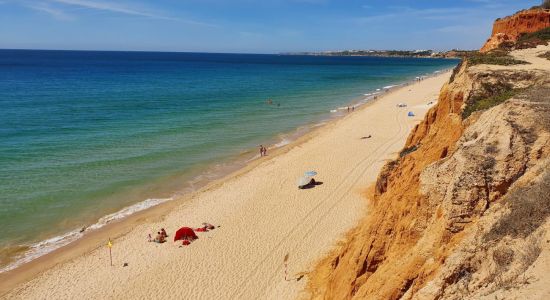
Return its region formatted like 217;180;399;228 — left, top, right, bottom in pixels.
260;145;267;157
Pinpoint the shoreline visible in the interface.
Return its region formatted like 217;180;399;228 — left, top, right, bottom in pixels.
0;69;454;298
0;67;453;275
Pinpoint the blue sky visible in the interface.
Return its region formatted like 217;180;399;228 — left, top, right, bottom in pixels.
0;0;541;53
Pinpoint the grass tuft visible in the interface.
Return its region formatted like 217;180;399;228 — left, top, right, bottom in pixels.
399;144;419;158
514;27;550;49
518;27;550;43
484;171;550;242
462;88;522;119
466;50;528;66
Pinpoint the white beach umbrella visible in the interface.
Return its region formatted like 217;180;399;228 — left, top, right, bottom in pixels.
297;176;311;187
304;171;317;177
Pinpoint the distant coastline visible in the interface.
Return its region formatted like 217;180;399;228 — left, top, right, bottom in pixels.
282;49;475;59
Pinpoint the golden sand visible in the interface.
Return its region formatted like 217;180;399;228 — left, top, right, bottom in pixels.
0;71;451;300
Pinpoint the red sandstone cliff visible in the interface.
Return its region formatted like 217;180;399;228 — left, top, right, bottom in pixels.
480;8;550;52
306;10;550;299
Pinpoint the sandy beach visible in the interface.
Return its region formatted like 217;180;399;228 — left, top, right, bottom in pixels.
0;71;451;300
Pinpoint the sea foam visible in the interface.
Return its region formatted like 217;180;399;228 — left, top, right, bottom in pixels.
0;197;172;273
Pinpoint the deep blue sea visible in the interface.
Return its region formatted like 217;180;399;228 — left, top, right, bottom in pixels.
0;49;458;270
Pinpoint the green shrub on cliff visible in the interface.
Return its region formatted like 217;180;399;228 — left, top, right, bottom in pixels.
515;27;550;49
399;144;419;158
532;0;550;9
462;89;523;119
485;170;550;242
518;27;550;42
466;51;528;66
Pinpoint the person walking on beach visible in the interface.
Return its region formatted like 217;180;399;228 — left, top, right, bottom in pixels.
260;145;265;157
263;146;267;156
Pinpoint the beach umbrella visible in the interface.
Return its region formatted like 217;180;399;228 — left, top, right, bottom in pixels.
304;171;317;177
174;227;197;242
407;112;415;117
297;176;311;187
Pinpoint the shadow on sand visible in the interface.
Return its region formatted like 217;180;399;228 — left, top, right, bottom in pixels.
299;181;324;189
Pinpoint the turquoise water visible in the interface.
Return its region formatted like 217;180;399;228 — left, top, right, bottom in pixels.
0;50;458;269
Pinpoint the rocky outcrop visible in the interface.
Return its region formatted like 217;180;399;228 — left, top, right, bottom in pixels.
412;86;550;299
306;42;550;300
480;8;550;53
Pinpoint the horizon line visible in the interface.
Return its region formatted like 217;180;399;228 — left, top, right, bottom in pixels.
0;47;474;55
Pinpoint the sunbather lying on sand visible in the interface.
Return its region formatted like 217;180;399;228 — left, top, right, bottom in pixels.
203;223;215;230
154;231;166;243
196;222;216;232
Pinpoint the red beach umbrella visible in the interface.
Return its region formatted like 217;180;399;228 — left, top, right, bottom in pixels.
174;227;197;242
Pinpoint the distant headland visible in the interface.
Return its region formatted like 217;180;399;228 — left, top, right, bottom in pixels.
281;49;474;59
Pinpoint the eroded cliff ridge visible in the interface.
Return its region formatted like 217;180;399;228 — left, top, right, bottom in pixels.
480;8;550;53
305;9;550;300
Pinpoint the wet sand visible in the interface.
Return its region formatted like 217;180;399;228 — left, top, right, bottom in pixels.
0;71;451;300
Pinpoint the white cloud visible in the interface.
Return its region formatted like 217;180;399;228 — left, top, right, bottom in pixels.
48;0;218;27
27;2;74;20
51;0;168;19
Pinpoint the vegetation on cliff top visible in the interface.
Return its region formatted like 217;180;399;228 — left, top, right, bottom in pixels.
518;27;550;41
530;0;550;10
462;68;542;118
462;88;524;119
466;50;528;66
499;27;550;51
540;0;550;9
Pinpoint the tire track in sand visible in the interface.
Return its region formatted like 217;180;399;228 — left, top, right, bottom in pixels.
230;108;409;299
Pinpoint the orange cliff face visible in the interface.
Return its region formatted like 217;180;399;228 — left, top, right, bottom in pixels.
480;8;550;52
306;47;550;299
305;62;470;300
305;6;550;300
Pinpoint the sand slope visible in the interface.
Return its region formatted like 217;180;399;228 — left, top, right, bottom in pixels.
1;72;451;300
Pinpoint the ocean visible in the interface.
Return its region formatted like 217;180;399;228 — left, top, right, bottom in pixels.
0;49;458;271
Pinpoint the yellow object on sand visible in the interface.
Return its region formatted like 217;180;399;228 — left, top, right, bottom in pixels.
107;240;113;248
